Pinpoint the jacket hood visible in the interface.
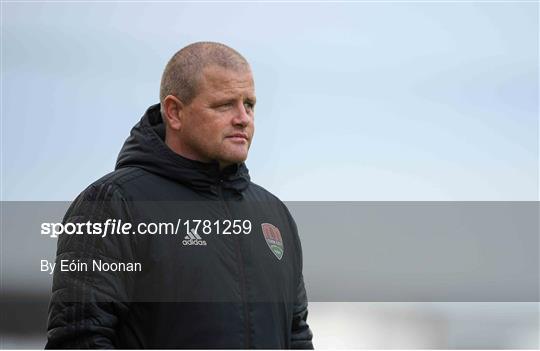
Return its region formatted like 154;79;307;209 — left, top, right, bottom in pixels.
115;103;251;195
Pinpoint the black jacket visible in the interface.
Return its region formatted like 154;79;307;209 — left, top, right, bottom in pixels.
46;104;313;349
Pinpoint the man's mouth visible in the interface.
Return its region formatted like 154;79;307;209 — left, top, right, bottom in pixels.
226;133;249;143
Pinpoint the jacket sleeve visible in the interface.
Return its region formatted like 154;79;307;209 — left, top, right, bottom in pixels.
291;273;314;349
286;208;314;349
45;183;136;349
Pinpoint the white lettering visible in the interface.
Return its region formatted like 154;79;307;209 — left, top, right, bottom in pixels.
41;259;55;275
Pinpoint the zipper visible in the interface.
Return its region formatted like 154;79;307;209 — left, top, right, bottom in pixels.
217;179;251;349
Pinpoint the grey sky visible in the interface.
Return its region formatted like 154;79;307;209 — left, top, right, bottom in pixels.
3;2;538;200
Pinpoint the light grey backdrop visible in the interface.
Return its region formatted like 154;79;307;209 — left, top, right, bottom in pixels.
3;1;538;201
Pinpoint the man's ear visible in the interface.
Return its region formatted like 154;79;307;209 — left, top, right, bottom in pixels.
162;95;184;131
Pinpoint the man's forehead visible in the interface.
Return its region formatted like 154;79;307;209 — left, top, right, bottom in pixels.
200;65;255;91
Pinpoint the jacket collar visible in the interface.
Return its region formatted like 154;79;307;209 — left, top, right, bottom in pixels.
115;104;251;196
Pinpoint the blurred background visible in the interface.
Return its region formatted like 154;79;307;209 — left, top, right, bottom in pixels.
2;0;538;349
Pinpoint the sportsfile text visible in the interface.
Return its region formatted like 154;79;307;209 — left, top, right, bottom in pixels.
41;219;253;238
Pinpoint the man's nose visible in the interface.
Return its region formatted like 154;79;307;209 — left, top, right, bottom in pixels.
232;102;251;126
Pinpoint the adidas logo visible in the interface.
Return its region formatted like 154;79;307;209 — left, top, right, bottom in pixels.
182;229;207;246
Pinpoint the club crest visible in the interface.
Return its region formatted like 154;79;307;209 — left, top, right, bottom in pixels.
261;223;284;260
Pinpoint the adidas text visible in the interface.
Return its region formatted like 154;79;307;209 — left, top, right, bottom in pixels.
182;238;207;246
182;229;207;246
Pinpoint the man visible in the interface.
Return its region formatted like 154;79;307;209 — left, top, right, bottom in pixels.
46;42;314;349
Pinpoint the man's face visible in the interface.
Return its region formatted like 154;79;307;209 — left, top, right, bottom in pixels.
177;65;256;168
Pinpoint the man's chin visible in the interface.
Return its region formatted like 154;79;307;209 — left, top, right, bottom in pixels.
218;154;248;168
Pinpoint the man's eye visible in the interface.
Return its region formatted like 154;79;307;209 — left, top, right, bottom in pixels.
216;103;232;110
244;102;254;111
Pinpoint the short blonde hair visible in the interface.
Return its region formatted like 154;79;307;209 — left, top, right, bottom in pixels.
159;42;250;106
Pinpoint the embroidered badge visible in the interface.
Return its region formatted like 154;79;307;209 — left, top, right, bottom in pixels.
261;223;284;260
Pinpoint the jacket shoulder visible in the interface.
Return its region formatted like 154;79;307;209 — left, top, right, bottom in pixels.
91;167;148;191
247;181;283;202
75;167;148;202
247;181;296;223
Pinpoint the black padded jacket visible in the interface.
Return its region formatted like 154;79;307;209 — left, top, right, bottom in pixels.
45;104;314;349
